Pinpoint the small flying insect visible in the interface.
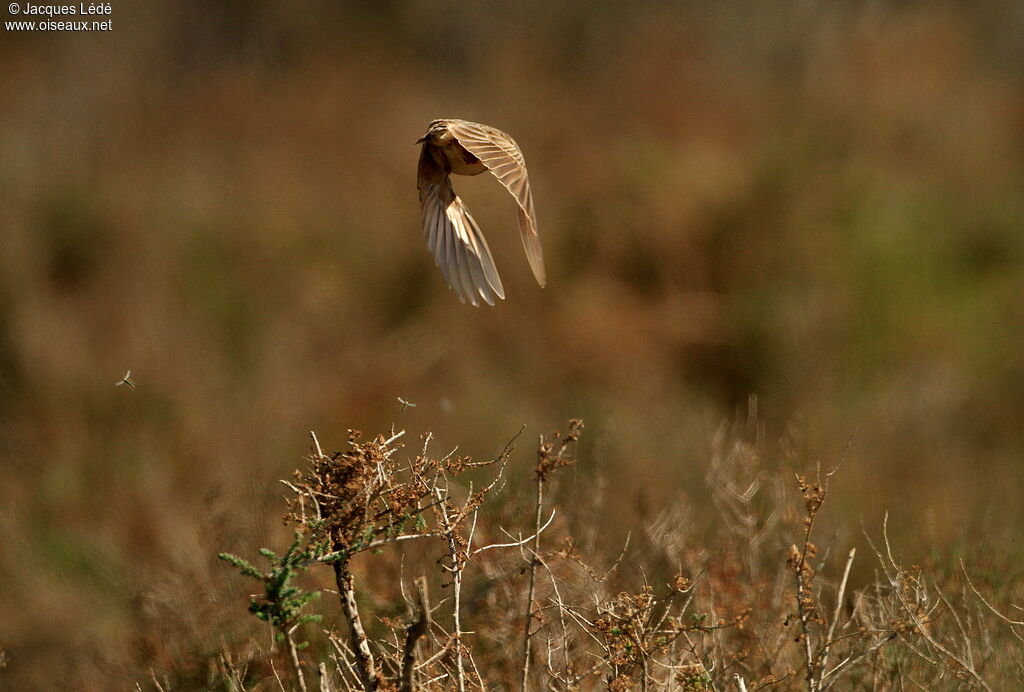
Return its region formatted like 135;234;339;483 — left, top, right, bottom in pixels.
397;396;417;413
116;370;136;390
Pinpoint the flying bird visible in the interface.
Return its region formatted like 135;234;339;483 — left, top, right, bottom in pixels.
417;119;546;306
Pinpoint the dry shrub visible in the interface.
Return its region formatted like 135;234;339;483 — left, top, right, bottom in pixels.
213;411;1023;691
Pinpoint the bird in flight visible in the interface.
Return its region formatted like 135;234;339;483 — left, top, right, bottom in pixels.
417;119;546;306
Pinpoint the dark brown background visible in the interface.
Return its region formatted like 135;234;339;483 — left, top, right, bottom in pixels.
1;1;1023;687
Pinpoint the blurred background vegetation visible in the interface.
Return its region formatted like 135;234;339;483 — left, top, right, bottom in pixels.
1;0;1023;688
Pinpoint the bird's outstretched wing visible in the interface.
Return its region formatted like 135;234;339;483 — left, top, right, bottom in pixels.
417;143;505;306
445;120;547;288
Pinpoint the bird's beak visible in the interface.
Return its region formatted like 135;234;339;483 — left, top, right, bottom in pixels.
415;136;426;145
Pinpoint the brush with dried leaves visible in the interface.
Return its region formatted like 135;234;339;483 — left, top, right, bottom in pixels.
213;411;1024;691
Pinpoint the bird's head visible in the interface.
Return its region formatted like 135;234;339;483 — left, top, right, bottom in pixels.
416;120;452;145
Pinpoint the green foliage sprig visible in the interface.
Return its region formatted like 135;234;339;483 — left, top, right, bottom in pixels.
218;532;328;647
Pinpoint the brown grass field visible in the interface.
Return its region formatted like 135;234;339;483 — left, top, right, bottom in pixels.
1;2;1023;689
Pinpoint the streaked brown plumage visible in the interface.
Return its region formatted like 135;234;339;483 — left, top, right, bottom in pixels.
417;119;546;306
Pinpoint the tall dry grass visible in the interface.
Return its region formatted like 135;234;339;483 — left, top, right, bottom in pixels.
210;410;1023;689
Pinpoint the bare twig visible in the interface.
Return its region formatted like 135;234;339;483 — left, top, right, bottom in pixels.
864;514;993;692
474;510;556;556
521;444;545;691
960;559;1024;627
335;565;377;691
818;548;856;687
285;632;310;692
400;577;431;692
